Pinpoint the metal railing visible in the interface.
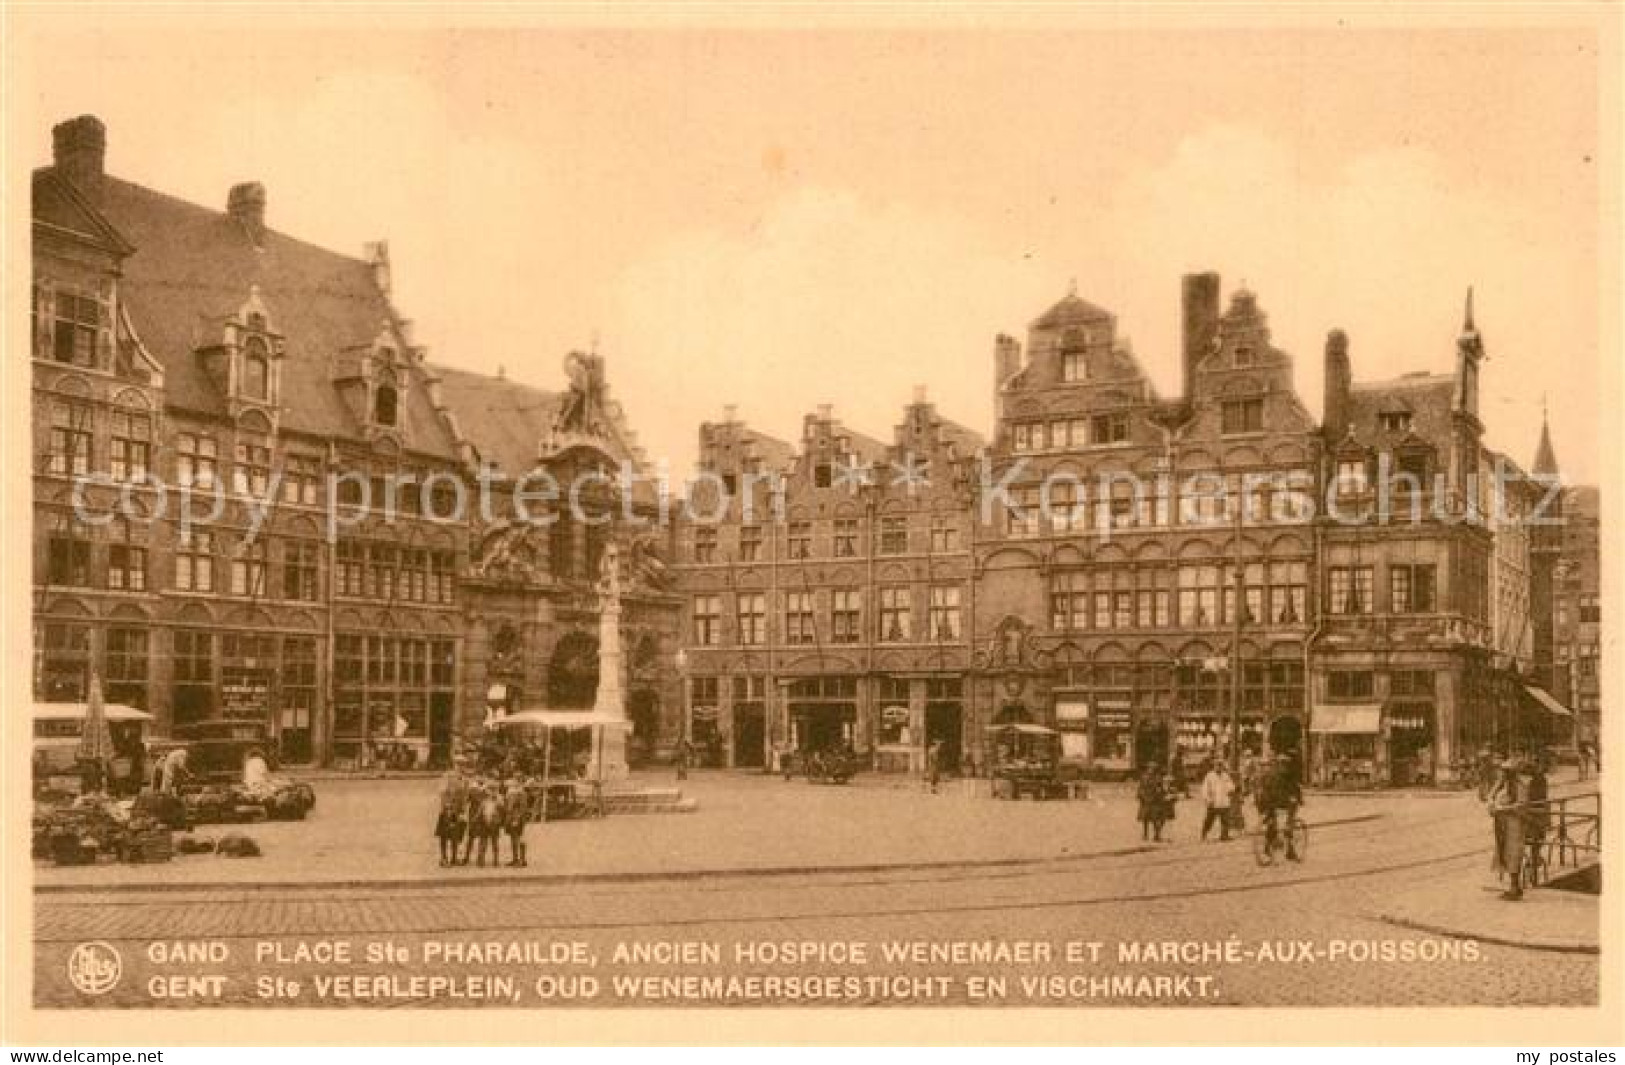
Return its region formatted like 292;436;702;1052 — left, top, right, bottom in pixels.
1516;791;1600;886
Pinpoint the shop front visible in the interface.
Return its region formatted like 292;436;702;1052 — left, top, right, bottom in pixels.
1386;705;1436;786
786;675;857;753
1309;703;1381;788
1053;697;1090;766
1092;700;1134;774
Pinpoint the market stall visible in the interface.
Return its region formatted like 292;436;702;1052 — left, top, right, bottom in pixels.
986;723;1085;800
485;710;632;820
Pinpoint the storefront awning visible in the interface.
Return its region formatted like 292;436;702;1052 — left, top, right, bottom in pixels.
1523;686;1574;718
1309;704;1382;734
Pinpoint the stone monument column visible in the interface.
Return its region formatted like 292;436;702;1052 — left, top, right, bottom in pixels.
593;541;630;781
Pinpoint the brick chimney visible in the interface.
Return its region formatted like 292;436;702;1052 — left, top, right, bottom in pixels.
228;182;267;245
1323;329;1351;440
1180;272;1220;401
52;115;106;200
994;333;1022;388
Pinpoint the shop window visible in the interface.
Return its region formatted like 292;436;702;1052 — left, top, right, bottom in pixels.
104;627;149;709
35;622;90;701
1327;670;1374;701
172;630;215;724
877;677;910;745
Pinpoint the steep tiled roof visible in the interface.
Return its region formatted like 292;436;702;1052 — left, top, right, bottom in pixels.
739;427;797;472
428;365;560;479
78;172;459;461
1031;291;1112;330
1346;372;1455;449
934;415;987;456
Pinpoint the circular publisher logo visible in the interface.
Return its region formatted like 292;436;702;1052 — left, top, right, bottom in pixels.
67;941;122;996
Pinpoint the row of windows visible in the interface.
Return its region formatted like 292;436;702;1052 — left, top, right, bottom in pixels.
1324;564;1437;616
333;634;457;689
1001;474;1316;537
1050;562;1310;631
334;541;457;604
1325;669;1437;701
691;515;961;563
1009;413;1130;452
689;675;965;706
42;518;456;605
691;586;965;646
42;402;446;508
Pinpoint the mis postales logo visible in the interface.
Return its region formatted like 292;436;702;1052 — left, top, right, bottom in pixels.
66;941;122;996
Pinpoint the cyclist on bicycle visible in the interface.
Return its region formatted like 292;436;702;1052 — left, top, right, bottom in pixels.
1256;750;1304;861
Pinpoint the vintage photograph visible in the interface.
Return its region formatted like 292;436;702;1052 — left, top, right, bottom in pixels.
7;6;1617;1045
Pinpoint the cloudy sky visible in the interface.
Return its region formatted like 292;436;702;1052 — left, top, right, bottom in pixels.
23;21;1607;482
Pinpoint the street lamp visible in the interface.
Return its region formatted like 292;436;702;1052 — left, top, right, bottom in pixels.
674;648;690;745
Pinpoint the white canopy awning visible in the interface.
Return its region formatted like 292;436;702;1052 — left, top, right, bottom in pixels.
1309;704;1382;734
1523;686;1574;718
984;722;1058;736
32;702;153;723
487;710;633;730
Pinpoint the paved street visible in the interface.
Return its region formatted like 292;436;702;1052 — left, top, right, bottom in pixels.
33;772;1600;1008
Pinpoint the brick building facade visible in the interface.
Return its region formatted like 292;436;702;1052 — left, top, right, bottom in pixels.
31;115;683;769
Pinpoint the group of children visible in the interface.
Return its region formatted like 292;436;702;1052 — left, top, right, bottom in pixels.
434;762;537;868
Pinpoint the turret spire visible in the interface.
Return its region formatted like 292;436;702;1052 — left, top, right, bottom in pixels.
1533;405;1560;478
1463;285;1475;334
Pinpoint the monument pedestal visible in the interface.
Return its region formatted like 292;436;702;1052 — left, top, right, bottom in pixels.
594;727;630;783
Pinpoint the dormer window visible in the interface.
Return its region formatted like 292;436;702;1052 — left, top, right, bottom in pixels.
374;370;399;427
53;291;101;368
241;337;270;401
1233;345;1256;367
1380;411;1412;433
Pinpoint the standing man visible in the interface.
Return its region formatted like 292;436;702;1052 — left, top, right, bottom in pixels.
1200;759;1236;841
1487;757;1526;900
674;734;692;781
926;740;942;794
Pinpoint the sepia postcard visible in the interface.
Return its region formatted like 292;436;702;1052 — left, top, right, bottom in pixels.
3;2;1621;1048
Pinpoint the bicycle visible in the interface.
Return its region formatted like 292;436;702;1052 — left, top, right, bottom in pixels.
1252;808;1309;867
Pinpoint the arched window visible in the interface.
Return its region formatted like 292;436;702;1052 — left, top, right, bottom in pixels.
241;337;270;401
373;372;398;427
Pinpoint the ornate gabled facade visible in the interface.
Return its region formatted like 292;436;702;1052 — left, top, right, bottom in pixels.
974;276;1319;774
31;114;682;769
673;395;984;770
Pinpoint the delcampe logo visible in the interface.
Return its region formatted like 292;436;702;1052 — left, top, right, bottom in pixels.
66;941;122;996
